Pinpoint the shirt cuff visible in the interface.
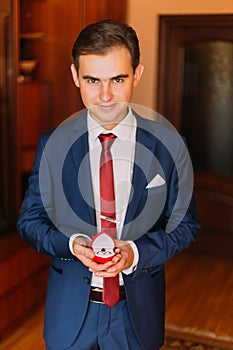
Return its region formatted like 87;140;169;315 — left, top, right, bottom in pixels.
69;233;92;256
122;241;139;275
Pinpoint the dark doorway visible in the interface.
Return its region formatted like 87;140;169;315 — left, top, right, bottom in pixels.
181;40;233;177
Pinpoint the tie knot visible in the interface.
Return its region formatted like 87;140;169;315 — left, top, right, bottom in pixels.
99;133;116;149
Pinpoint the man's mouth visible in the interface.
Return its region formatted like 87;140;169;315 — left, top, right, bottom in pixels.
98;103;117;110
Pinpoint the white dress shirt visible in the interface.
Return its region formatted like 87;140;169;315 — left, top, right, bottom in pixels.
69;108;139;288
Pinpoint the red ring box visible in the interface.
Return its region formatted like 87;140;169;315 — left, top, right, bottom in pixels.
91;231;116;263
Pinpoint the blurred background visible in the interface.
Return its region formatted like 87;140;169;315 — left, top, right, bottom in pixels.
0;1;232;349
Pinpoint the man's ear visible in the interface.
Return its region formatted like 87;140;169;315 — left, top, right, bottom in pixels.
133;63;144;87
71;64;80;88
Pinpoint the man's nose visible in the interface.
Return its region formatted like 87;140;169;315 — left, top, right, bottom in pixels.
99;83;113;102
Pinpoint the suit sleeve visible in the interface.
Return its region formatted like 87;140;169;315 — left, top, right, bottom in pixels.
132;137;201;277
17;133;74;259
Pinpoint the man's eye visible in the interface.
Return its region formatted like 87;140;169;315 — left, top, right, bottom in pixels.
87;78;98;84
113;78;124;83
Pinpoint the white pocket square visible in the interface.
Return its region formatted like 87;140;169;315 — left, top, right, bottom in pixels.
146;174;166;189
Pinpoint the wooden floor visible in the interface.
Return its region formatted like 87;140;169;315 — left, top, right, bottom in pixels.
165;229;233;339
0;307;45;350
0;229;232;349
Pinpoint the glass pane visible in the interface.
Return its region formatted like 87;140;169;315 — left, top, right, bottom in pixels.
181;41;233;176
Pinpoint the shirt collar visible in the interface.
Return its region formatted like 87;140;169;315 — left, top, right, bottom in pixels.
87;106;136;143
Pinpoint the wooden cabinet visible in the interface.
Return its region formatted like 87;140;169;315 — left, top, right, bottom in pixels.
17;81;50;199
18;82;50;153
0;0;128;338
15;0;127;210
18;0;127;127
18;0;83;127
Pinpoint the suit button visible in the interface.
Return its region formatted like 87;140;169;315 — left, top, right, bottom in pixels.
83;277;90;285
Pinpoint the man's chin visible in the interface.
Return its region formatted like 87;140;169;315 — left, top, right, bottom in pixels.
89;103;129;126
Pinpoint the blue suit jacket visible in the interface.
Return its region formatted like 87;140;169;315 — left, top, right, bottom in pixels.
17;111;200;350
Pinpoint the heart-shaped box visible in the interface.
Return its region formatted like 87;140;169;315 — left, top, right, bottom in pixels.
91;232;116;263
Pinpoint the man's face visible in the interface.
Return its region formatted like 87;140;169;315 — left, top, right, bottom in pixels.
71;46;144;129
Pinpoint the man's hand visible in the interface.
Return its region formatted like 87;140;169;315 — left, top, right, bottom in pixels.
73;237;134;278
72;236;121;274
72;236;94;263
91;239;134;278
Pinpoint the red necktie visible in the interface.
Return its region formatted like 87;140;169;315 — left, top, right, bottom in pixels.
98;133;120;308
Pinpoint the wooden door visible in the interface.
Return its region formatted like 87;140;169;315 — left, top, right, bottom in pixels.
157;15;233;240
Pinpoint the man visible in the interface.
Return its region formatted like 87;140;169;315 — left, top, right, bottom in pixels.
17;20;200;350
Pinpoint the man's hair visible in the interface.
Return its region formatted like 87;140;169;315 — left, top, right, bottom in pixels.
72;19;140;72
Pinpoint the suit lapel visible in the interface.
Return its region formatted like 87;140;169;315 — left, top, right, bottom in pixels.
122;119;157;239
63;113;96;230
